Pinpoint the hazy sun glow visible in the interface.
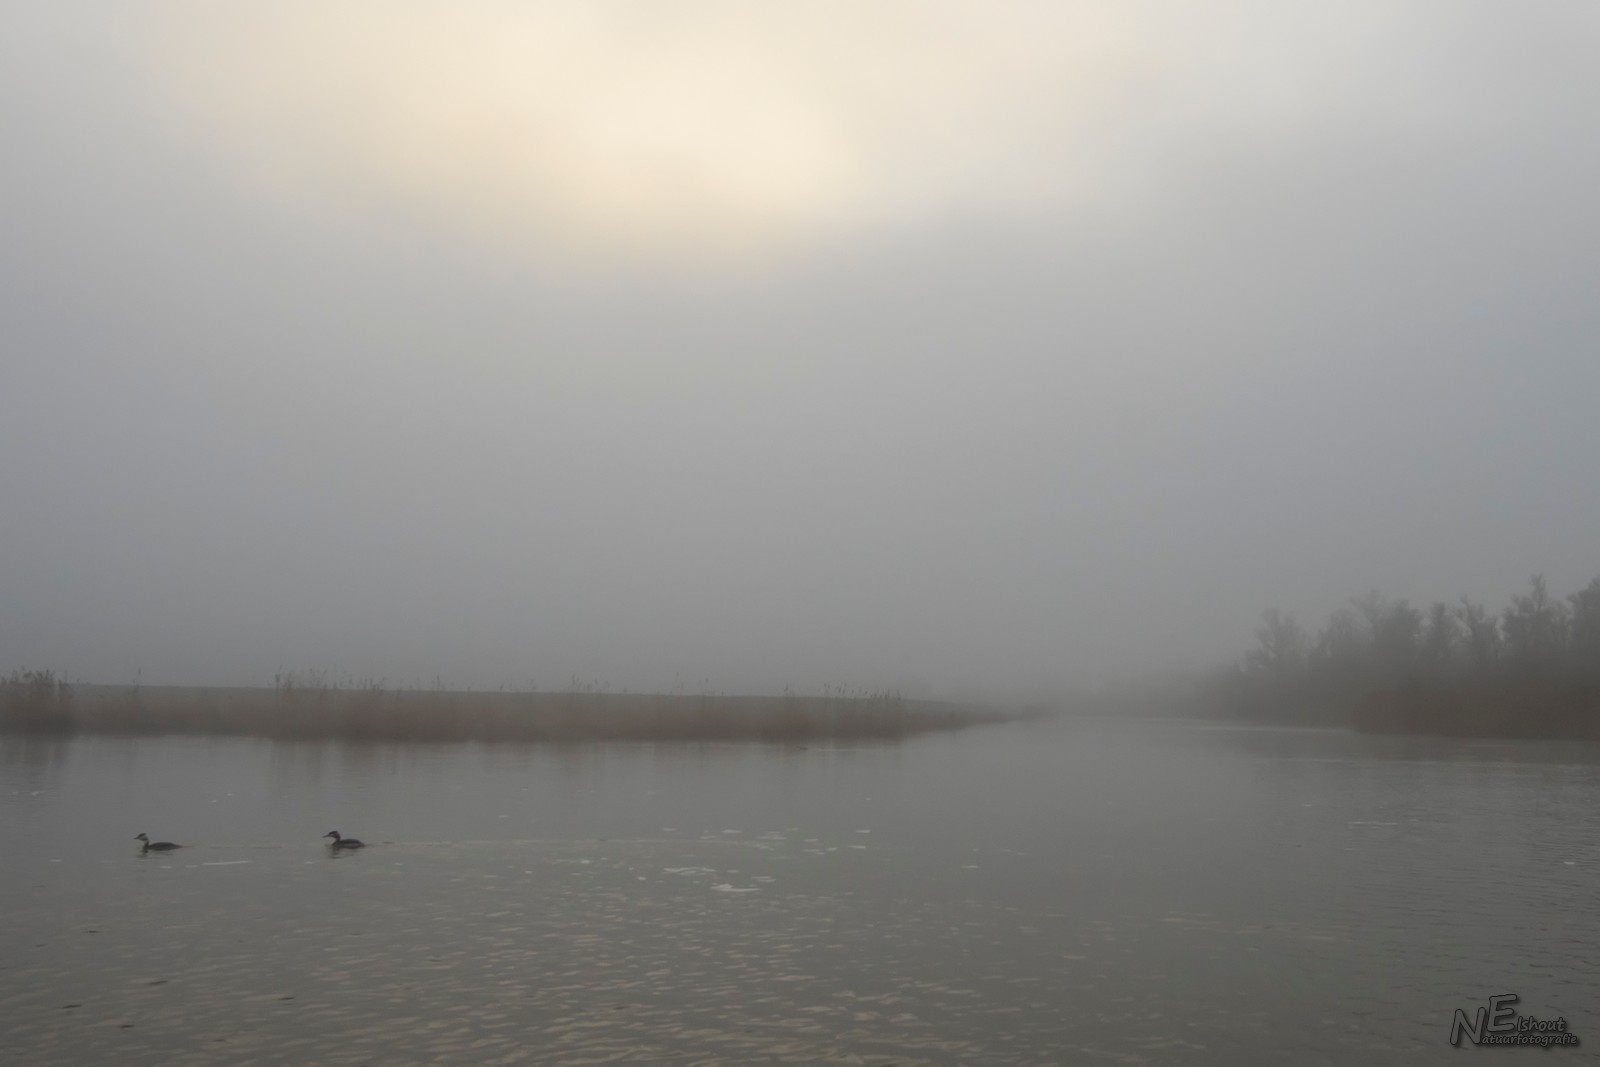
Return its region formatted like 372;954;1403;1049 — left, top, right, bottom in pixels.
144;2;1205;267
142;2;1412;269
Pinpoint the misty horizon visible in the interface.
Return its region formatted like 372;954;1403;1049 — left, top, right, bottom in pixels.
3;2;1597;700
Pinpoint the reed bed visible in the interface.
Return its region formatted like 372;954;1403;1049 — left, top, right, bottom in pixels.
0;673;1012;743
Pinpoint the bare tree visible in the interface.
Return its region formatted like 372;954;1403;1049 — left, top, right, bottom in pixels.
1501;575;1570;675
1568;577;1600;678
1374;599;1424;676
1457;598;1502;675
1421;601;1461;678
1248;609;1307;684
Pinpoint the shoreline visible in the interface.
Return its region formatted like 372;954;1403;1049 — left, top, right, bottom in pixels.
1196;684;1600;743
0;682;1020;744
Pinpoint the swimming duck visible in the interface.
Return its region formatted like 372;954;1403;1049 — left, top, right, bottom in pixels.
135;833;180;852
323;830;365;849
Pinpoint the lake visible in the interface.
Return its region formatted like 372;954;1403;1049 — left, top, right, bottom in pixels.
2;715;1596;1064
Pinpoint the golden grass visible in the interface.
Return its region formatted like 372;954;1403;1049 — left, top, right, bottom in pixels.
0;677;1016;743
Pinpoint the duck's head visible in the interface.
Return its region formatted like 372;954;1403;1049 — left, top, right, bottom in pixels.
135;833;149;843
323;831;340;840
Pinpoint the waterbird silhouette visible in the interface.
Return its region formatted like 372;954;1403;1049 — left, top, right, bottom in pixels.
135;833;180;852
323;831;365;850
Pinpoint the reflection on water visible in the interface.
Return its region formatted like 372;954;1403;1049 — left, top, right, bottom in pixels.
2;717;1598;1065
0;734;71;794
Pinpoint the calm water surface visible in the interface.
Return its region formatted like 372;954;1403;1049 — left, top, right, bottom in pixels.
2;715;1597;1065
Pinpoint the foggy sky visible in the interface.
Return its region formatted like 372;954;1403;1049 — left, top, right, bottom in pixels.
2;2;1597;699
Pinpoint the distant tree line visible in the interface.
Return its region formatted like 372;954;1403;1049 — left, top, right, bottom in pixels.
1215;575;1600;738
